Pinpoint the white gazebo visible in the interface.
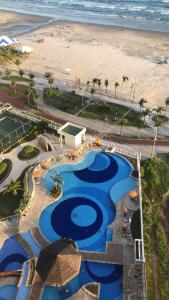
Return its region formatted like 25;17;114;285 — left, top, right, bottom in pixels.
57;122;86;149
15;45;33;53
0;35;18;47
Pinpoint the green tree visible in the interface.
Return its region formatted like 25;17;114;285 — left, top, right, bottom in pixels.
104;79;109;93
151;117;165;158
142;109;150;125
119;119;128;136
29;72;35;80
139;98;147;111
14;58;21;72
3;180;22;196
10;79;16;94
165;97;169;113
48;77;54;91
45;72;53;80
90;87;96;99
120;75;129;98
19;69;24;78
5;69;11;79
114;81;120;98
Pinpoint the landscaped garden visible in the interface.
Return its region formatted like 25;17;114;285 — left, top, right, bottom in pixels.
18;145;40;160
44;87;145;128
0;167;29;218
152;114;169;124
44;87;88;115
0;159;12;184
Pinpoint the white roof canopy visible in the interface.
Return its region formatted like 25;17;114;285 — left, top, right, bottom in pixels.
0;35;18;47
15;45;33;53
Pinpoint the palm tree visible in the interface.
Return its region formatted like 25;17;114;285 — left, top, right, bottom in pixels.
10;79;16;94
5;69;11;79
139;98;147;111
48;77;54;91
32;92;39;106
3;180;22;196
27;80;35;104
165;97;169;113
142;109;150;125
114;82;120;98
45;72;53;80
50;175;64;196
51;175;64;188
92;78;98;87
29;73;35;80
90;87;96;99
120;75;129;98
137;124;144;139
97;79;102;89
156;106;164;115
19;70;24;78
119;119;128;136
151;117;164;158
15;59;21;72
104;79;109;93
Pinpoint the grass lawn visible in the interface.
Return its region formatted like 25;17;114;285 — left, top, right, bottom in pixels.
18;145;39;160
44;88;88;115
0;83;10;90
79;101;145;127
0;167;29;219
152;114;169;123
2;75;31;83
0;159;12;184
44;87;145;127
10;91;23;98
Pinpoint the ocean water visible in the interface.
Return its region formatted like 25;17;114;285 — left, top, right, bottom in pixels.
0;0;169;32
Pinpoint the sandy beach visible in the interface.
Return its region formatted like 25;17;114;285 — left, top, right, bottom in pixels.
1;10;169;108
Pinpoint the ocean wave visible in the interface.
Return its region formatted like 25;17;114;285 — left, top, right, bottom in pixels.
0;0;169;32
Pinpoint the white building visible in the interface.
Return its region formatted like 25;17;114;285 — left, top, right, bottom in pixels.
57;122;86;149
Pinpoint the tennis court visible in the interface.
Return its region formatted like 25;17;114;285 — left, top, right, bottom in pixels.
0;112;32;151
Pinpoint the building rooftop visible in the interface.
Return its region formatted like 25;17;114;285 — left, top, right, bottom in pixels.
62;124;83;136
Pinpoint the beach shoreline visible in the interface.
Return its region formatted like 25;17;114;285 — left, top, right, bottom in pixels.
1;10;169;108
1;9;169;37
0;9;52;36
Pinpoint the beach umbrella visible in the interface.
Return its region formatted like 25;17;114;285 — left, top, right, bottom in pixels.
129;190;138;198
69;149;77;157
95;138;102;146
40;160;48;168
32;171;40;178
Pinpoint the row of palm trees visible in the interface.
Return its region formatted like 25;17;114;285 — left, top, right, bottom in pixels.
87;75;130;100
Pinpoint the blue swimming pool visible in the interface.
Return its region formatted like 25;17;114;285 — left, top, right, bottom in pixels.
39;151;136;252
0;236;28;272
0;285;18;300
41;261;123;300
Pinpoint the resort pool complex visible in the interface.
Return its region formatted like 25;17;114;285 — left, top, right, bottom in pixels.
39;151;136;251
0;150;136;300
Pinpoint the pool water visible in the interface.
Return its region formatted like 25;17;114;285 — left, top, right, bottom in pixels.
41;261;123;300
0;150;136;300
39;151;136;252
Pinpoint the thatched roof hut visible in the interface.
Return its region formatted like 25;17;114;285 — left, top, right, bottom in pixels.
36;239;81;286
